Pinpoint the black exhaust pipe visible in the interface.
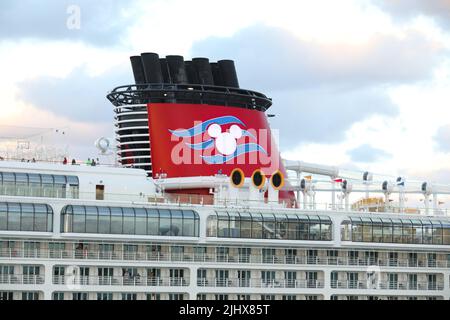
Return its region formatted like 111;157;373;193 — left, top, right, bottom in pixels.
141;52;163;84
218;60;239;88
185;61;200;84
166;55;188;84
130;56;146;84
193;57;214;85
159;58;172;83
210;62;224;87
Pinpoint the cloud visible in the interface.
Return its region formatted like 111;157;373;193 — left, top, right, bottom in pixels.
191;24;418;148
348;143;392;163
17;65;133;123
375;0;450;29
434;124;450;152
0;0;138;46
191;24;445;92
269;87;398;148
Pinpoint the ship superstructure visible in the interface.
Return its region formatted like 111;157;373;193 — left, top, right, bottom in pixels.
0;53;449;300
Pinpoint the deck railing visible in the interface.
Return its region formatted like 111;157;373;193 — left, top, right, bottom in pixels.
330;280;445;291
0;274;44;285
1;248;449;269
196;278;324;289
52;275;188;287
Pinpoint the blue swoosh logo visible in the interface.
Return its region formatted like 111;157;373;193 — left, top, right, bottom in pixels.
200;143;268;164
169;116;245;137
185;139;214;150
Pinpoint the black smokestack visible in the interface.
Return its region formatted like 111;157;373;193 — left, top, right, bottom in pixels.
185;61;200;84
141;52;163;83
193;58;214;85
218;60;239;88
130;56;146;84
159;58;172;83
166;55;188;84
210;62;224;86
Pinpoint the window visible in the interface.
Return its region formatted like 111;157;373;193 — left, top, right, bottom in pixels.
0;171;78;199
216;269;229;287
7;203;20;231
0;202;53;232
147;293;160;300
262;248;275;263
111;207;123;234
159;209;171;235
98;207;111;234
331;271;338;288
73;205;86;233
251;213;263;239
135;208;147;235
122;207;135;234
121;293;136;300
97;293;113;300
171;210;183;236
262;213;276;239
309;216;321;240
147;209;159;235
85;206;98;233
351;218;363;242
169;294;184;300
209;211;333;241
60;205;200;237
0;203;6;230
239;247;251;263
22;292;39;300
53;292;64;300
261;271;276;286
216;247;229;262
0;292;13;300
238;270;251;287
341;217;450;245
21;203;34;231
96;185;104;200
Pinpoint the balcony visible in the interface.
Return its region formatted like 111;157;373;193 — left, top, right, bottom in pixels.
196;278;324;289
52;275;188;287
330;280;444;291
1;248;449;269
0;274;44;285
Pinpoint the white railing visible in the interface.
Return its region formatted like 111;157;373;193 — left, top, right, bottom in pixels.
0;274;44;285
196;278;324;289
1;248;449;269
330;280;445;291
52;275;188;287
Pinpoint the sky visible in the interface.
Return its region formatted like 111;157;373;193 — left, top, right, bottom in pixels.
1;0;450;207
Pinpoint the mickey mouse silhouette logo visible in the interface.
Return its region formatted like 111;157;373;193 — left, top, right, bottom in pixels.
207;123;242;155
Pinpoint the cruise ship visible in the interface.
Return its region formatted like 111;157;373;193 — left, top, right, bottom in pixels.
0;52;449;301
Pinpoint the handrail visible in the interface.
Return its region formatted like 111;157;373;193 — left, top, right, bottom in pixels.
196;278;324;289
330;280;445;291
0;274;44;285
1;248;449;269
107;83;272;111
51;275;188;287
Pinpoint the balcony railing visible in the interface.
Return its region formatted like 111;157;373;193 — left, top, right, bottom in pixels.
196;278;324;289
0;274;44;285
1;248;449;269
330;280;445;291
52;275;188;287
